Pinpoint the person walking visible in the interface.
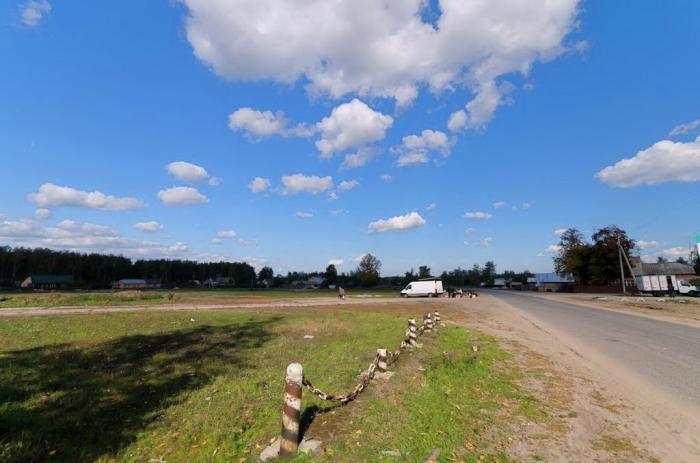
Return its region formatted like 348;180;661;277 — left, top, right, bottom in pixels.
338;285;346;300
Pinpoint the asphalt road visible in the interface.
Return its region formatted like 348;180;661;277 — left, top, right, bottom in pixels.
489;290;700;408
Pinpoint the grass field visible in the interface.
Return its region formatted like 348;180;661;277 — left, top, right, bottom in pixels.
0;288;398;309
0;307;546;462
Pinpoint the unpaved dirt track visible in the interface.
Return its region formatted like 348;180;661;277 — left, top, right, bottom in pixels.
489;290;700;407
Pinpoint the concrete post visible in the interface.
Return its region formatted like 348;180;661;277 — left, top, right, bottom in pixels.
408;319;418;347
377;349;388;373
280;363;303;458
434;311;441;323
424;313;433;333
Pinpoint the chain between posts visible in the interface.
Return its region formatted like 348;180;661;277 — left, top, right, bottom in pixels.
300;310;440;404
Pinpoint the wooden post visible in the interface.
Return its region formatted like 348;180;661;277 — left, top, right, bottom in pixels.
424;313;433;333
434;311;441;323
280;363;303;458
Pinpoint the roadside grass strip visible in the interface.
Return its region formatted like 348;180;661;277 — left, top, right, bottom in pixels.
0;310;546;462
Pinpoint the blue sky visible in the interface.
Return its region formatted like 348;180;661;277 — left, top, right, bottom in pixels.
1;0;699;275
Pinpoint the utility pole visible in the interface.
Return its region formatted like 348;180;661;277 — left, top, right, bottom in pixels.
617;237;626;295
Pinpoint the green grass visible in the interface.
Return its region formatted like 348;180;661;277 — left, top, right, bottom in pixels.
324;326;544;462
0;288;398;309
0;310;545;462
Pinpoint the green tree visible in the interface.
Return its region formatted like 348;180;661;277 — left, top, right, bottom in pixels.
588;225;634;285
481;261;496;285
418;265;431;278
355;254;381;287
554;228;592;285
324;264;338;284
676;256;688;265
258;266;274;283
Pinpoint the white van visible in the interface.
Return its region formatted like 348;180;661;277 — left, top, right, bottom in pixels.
401;279;444;297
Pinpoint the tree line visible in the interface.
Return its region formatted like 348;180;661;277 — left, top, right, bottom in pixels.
554;225;700;285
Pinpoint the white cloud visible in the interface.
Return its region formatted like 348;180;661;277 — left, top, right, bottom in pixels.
447;110;468;132
315;99;393;157
425;203;436;211
228;107;314;139
216;230;237;239
464;236;493;247
166;161;209;182
493;201;505;209
482;236;493;246
157;187;209;206
338;180;359;191
463;211;492;219
465;227;476;235
0;217;190;259
637;240;662;250
182;0;581;127
237;238;257;246
211;238;223;245
281;173;333;195
662;246;689;258
554;228;569;237
669;119;700;137
295;211;313;219
28;183;143;210
367;211;426;233
341;148;380;169
394;129;453;165
521;202;532;210
248;177;271;193
208;176;223;186
21;0;51;27
134;221;163;232
34;208;51;220
596;136;700;187
330;208;348;216
327;258;344;266
380;174;393;182
537;244;562;257
351;253;368;262
396;151;429;167
327;191;339;201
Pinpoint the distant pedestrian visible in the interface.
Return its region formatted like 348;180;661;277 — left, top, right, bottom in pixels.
338;286;346;300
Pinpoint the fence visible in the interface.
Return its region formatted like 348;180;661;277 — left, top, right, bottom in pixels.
276;310;443;459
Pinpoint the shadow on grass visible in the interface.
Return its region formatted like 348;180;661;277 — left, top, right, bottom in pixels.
0;316;281;462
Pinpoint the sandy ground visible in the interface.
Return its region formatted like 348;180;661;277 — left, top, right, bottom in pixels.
3;294;699;461
524;291;700;328
461;294;700;462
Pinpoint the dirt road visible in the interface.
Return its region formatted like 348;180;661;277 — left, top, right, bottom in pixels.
470;292;700;462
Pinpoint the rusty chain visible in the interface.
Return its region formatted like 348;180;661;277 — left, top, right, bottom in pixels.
301;313;438;404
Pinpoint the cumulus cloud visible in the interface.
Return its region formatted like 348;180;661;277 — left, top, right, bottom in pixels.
281;173;333;195
295;212;313;219
166;161;221;186
463;211;492;219
396;151;429;167
216;230;237;239
425;203;436;211
637;240;662;250
493;201;505;209
464;236;493;246
537;244;562;257
554;228;569;236
465;227;476;235
228;108;314;139
157;187;209;206
596;136;700;187
662;246;689;258
351;253;368;262
669;119;700;137
34;208;51;220
341;147;381;169
28;183;143;210
521;202;532;210
134;221;163;232
248;177;271;193
380;174;393;182
367;211;425;233
393;129;453;165
338;180;359;191
182;0;580;127
21;0;51;27
327;258;344;266
315;99;393;157
0;217;189;259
